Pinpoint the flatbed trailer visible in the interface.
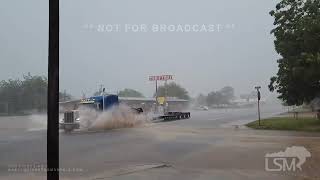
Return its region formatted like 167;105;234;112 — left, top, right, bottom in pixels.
155;111;191;121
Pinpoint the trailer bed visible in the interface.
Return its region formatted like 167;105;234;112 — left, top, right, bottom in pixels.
154;112;191;122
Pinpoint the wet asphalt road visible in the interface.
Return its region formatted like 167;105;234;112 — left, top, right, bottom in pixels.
1;105;320;180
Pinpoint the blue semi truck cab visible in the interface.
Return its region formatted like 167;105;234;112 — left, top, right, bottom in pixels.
59;94;120;132
79;95;119;111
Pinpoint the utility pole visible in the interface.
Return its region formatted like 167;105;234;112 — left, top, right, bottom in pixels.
102;87;105;111
164;80;168;113
255;86;261;126
155;80;158;100
48;0;59;179
164;80;168;99
155;80;158;112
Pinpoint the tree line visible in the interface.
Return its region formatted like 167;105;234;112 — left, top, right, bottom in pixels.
104;82;191;100
97;83;235;106
0;74;47;114
0;74;72;114
195;86;235;106
0;73;234;114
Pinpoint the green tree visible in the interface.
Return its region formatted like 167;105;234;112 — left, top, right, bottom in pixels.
21;73;47;111
155;82;190;100
269;0;320;106
219;86;235;102
206;91;223;106
0;79;23;113
0;73;48;114
206;86;235;106
118;88;144;97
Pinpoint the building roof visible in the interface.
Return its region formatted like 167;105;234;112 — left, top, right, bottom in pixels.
119;97;189;102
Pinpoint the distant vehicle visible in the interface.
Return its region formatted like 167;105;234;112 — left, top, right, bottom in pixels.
193;106;209;111
200;106;209;111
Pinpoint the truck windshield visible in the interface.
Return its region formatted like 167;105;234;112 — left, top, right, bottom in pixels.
78;103;98;110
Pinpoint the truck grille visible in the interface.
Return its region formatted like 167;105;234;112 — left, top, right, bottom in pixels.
64;111;74;123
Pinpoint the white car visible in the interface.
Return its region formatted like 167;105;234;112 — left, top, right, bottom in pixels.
200;106;209;111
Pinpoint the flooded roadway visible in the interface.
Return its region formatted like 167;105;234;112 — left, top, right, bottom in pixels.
1;105;320;180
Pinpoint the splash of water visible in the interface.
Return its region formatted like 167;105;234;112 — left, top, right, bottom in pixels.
79;104;150;131
28;114;47;131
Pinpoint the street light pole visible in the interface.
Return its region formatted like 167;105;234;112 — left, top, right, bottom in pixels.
155;80;158;112
255;86;261;126
164;80;168;113
155;80;158;100
48;0;59;179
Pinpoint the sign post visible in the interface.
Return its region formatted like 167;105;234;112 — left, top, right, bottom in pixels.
149;75;174;100
149;75;173;112
155;80;158;101
255;86;261;126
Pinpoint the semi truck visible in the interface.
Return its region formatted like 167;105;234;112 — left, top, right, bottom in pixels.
59;94;122;132
59;94;190;132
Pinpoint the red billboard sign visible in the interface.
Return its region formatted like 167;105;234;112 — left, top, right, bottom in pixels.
149;75;173;81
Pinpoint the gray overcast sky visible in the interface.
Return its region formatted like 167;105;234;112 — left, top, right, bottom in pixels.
0;0;280;98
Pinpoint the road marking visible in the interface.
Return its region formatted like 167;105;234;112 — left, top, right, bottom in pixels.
93;163;171;179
